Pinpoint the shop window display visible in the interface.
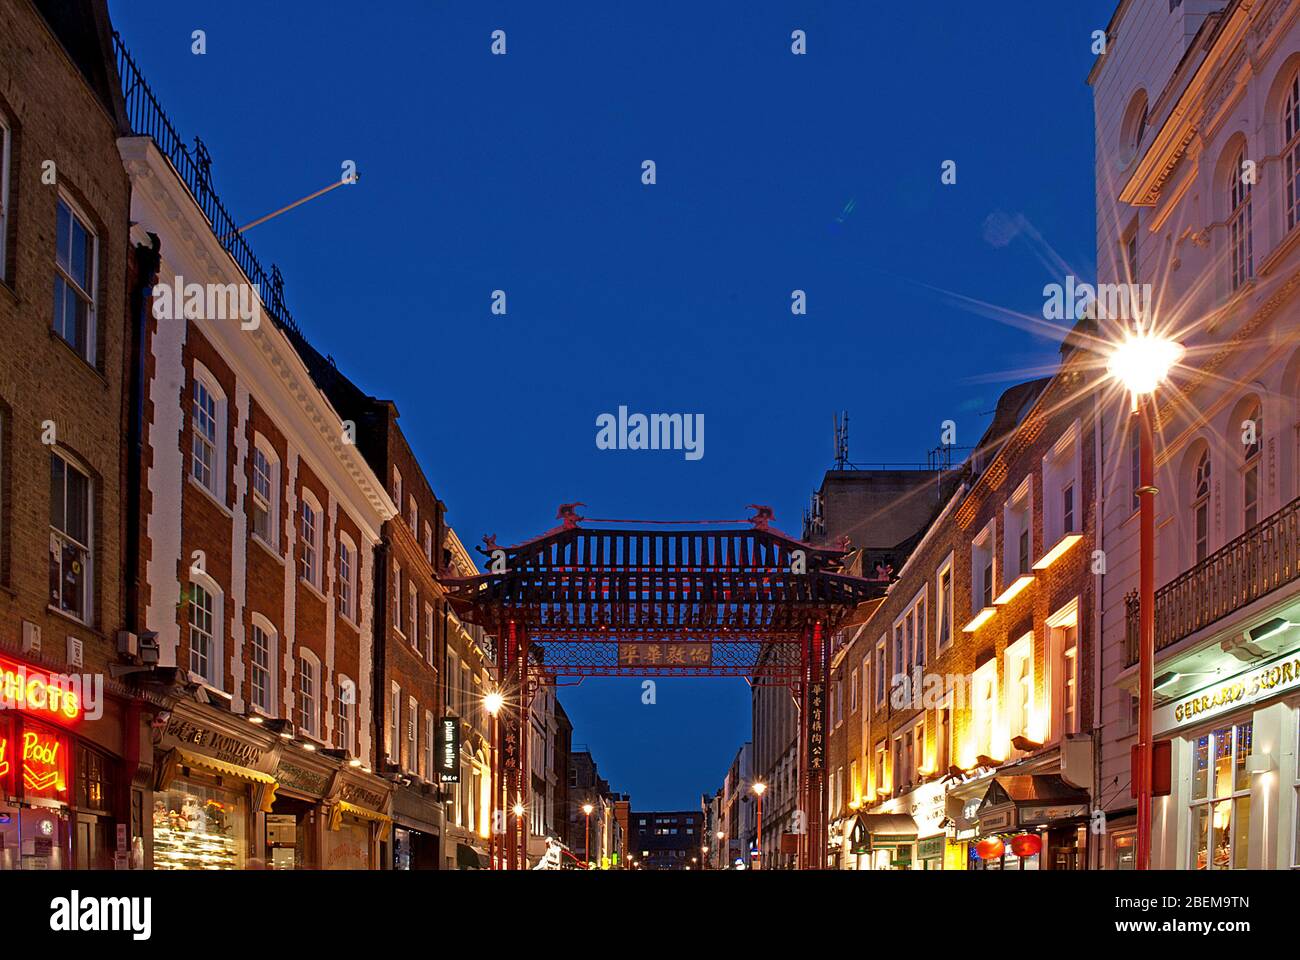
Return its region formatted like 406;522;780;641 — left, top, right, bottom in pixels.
1189;721;1252;870
152;777;246;869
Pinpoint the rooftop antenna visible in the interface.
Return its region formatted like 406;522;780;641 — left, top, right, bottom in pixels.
833;411;850;471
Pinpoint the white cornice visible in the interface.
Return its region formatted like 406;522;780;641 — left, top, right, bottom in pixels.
118;135;396;534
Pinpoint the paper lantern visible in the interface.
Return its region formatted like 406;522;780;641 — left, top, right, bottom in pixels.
975;837;1004;860
1009;833;1042;858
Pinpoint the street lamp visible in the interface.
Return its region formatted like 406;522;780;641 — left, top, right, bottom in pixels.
1107;330;1183;872
582;802;594;864
483;690;504;870
752;781;767;871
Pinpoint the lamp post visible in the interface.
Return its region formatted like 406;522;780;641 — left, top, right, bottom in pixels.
582;802;594;864
752;781;766;870
483;691;504;870
1107;330;1183;871
716;828;725;870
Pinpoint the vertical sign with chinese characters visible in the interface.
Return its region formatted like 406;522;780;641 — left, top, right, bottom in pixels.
807;683;825;771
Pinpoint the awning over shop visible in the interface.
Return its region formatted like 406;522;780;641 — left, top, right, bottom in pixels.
976;775;1090;833
457;843;488;870
850;813;919;851
159;747;279;812
331;800;393;841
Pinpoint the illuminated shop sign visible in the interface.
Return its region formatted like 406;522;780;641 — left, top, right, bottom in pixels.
0;728;69;798
1159;651;1300;729
437;718;460;783
0;657;82;722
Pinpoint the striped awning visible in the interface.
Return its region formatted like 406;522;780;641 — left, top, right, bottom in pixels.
332;800;392;841
167;748;278;812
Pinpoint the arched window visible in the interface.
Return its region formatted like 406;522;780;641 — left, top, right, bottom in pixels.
188;572;224;689
190;362;226;499
1192;450;1211;563
300;490;323;588
1121;90;1149;166
251;436;279;547
1242;400;1263;529
298;649;320;739
1285;71;1300;232
1229;145;1253;291
249;614;277;713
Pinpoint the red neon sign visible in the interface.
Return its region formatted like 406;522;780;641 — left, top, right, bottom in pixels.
0;657;82;722
2;730;68;797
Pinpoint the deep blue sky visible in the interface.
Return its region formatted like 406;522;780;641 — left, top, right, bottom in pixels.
110;0;1113;810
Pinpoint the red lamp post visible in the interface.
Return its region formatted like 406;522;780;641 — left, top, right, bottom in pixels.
752;781;766;870
1108;330;1182;871
582;802;594;865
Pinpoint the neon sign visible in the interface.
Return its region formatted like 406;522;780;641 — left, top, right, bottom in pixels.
22;731;66;793
0;657;82;722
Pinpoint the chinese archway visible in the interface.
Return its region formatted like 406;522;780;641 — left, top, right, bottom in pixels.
442;505;883;870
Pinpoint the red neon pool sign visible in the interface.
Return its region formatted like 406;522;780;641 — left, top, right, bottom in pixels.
0;657;82;723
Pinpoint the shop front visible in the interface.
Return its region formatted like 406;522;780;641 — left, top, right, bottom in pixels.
151;702;279;870
1147;617;1300;870
849;780;951;870
323;774;392;870
968;774;1090;871
0;653;136;870
391;783;442;870
267;749;337;869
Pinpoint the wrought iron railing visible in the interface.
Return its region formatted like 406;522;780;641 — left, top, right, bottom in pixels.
1125;494;1300;666
113;32;300;338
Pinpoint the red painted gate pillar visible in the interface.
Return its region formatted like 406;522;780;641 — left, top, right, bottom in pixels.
799;620;827;870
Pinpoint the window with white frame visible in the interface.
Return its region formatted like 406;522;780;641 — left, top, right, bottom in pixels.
389;681;401;763
1004;632;1034;744
409;582;419;649
1043;424;1081;546
1286;70;1300;232
49;450;92;621
1192;450;1212;563
1004;477;1033;576
251;440;278;546
849;667;858;714
936;699;952;774
300;493;322;587
298;651;319;738
53;194;97;363
407;695;418;774
392;563;403;633
874;638;886;707
1242;400;1263;531
1229;146;1253;292
1189;721;1253;870
423;521;433;563
249;617;276;713
971;519;996;612
407;495;417;532
1047;600;1080;741
190;367;225;498
336;676;355;753
875;742;887;795
391;467;402;513
832;675;843;728
0;115;10;283
338;535;355;620
971;658;997;759
187;577;222;686
424;602;435;664
930;568;950;666
860;654;870;719
892;717;925;794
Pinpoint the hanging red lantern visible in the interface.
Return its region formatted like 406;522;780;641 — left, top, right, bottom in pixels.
975;837;1004;860
1009;833;1042;858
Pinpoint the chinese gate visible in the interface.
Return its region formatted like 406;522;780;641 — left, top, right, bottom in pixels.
442;506;883;870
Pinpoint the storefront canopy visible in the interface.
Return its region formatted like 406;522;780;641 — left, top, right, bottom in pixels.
976;775;1090;833
855;813;919;844
456;843;488;870
160;747;279;812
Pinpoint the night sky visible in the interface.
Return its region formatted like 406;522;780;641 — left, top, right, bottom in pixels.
109;0;1114;810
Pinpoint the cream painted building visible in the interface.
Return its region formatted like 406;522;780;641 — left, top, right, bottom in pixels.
1092;0;1300;870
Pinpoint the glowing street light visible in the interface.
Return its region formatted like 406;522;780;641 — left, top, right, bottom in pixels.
582;802;594;863
483;690;504;869
752;781;766;870
1107;329;1183;872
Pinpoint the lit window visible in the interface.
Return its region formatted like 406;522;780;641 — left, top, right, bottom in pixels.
336;677;354;753
250;621;275;711
49;451;92;621
53;196;97;363
1189;722;1253;870
251;443;277;544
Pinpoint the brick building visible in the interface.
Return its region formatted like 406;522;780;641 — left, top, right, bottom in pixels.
628;809;705;870
0;0;135;871
826;327;1102;870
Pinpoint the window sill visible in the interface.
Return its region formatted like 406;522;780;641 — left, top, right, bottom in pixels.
298;577;328;604
187;474;232;518
45;603;100;637
251;534;284;565
47;326;106;385
1258;224;1300;277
